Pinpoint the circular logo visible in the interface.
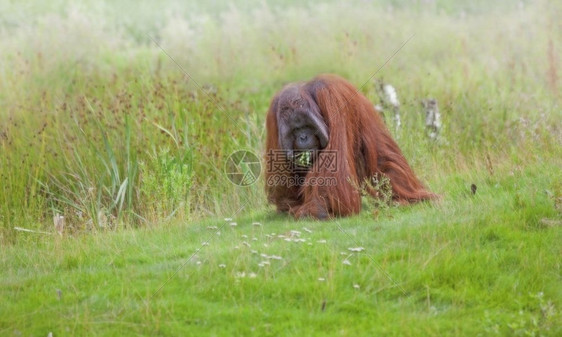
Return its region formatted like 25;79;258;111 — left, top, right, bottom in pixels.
225;150;261;186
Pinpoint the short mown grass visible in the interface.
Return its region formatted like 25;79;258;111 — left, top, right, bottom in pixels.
2;162;560;336
1;0;561;335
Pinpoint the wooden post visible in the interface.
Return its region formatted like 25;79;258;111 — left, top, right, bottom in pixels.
375;80;401;135
421;99;441;140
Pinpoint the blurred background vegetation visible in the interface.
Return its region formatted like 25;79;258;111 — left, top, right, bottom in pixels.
0;0;560;243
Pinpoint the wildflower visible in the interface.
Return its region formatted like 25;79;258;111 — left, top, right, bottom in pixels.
383;84;398;107
290;230;301;237
348;247;365;252
260;253;282;260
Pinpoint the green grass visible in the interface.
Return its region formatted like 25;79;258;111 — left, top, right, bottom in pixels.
2;162;561;336
1;0;561;335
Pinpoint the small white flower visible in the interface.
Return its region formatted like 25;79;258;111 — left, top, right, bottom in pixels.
196;261;202;265
318;277;326;282
251;250;258;254
348;247;365;252
242;241;251;247
207;226;218;230
241;234;248;238
252;222;262;226
229;222;238;227
303;227;312;233
224;218;233;221
249;272;257;278
260;253;282;260
383;84;400;107
343;259;352;266
317;240;327;244
219;264;226;268
252;237;258;241
201;242;209;246
290;230;301;237
353;284;360;289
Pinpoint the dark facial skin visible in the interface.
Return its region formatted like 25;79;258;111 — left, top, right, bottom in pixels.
275;84;329;161
293;126;320;150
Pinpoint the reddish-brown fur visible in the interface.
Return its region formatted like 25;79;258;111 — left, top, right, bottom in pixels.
265;74;436;219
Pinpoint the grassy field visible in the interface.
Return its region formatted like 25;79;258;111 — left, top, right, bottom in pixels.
1;0;561;335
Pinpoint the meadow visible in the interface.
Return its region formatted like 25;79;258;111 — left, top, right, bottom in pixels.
1;0;561;335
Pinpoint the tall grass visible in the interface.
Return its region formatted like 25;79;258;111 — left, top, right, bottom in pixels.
0;0;560;242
